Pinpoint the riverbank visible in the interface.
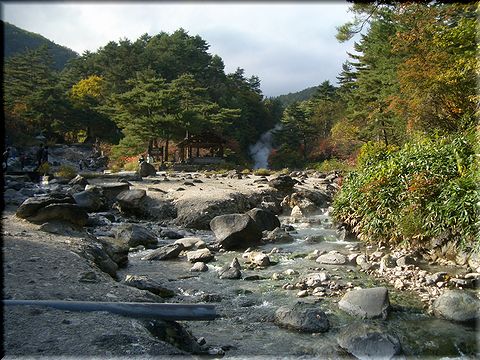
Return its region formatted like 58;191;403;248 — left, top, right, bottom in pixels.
3;170;479;357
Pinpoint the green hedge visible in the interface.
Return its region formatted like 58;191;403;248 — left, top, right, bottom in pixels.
332;131;479;253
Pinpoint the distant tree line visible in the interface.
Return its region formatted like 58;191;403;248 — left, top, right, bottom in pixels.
268;2;477;170
4;28;282;165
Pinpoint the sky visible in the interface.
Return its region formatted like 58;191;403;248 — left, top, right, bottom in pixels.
2;1;356;97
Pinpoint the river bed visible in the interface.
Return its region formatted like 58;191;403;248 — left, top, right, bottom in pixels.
118;210;478;357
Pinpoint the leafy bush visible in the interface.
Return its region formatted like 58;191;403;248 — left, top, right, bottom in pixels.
123;160;138;171
253;168;272;176
54;165;77;179
332;132;479;253
37;162;50;175
309;158;354;173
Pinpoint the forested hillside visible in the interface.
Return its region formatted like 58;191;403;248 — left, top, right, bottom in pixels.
4;27;282;165
3;21;78;70
274;85;320;107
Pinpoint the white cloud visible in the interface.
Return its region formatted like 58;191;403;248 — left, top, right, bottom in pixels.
2;2;355;96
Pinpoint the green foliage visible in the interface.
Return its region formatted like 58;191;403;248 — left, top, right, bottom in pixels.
54;165;77;179
332;131;479;252
274;85;322;108
123;160;139;171
309;158;353;173
253;168;272;176
37;162;51;175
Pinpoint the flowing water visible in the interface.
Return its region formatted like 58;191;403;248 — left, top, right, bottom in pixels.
119;210;478;357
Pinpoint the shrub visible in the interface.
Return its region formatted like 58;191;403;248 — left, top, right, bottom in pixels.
253;168;272;176
37;162;50;175
332;132;479;253
54;165;77;179
309;158;354;173
123;160;138;171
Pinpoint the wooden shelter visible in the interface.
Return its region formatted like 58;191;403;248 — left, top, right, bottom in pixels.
177;132;226;163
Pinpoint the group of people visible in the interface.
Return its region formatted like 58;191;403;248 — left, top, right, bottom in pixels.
2;143;48;173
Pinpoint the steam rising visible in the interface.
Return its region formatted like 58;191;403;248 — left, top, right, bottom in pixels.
249;124;282;169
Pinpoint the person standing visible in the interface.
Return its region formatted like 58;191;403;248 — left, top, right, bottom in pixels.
3;147;11;172
36;144;45;168
42;146;49;164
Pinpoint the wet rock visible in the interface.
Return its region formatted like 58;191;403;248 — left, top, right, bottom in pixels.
210;213;262;250
282;189;330;214
190;262;208;272
432;290;480;323
249;252;270;267
305;235;326;244
380;254;396;272
174;237;203;250
141;244;184;261
337;322;402;360
316;251;347;265
302;272;330;288
274;302;330;333
161;229;184;239
297;290;308;297
186;248;214;263
138;162;157;177
264;227;294;243
27;203;89;226
124;274;174;298
246;208;281;231
338;287;390;319
284;269;298;276
73;187;108;212
425;272;448;285
218;258;242;279
114;224;158;249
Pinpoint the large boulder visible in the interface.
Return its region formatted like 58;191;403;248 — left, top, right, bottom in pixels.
174;193;250;230
77;239;119;279
432;290;480;323
138;162;157;177
274;302;330;333
88;182;130;203
26;203;89;226
246;208;281;231
68;174;89;187
73;187;108;212
338;287;390;319
174;237;204;250
210;213;262;250
16;194;74;219
268;175;297;192
337;322;402;360
281;189;330;215
115;189;147;216
141;243;184;261
114;224;158;249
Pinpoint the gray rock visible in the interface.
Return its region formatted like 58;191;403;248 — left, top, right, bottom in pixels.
186;248;214;263
96;236;130;267
274;302;330;333
190;262;208;272
316;251;347;265
90;182;130;203
432;290;480;323
138;162;157;177
114;224;158;249
73;188;107;212
268;175;297;192
174;237;203;250
337;322;402;360
115;189;147;216
27;203;89;226
161;229;184;239
77;240;118;278
141;243;184;261
218;267;242;279
68;175;88;187
124;275;174;298
16;194;74;219
338;287;390;319
210;213;262;250
246;208;281;231
396;255;416;267
265;227;294;243
39;221;84;236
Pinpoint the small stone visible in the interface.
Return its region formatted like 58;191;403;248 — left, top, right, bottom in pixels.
297;290;308;297
190;262;208;272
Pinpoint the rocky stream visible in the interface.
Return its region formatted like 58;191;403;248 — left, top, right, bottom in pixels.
3;164;479;358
